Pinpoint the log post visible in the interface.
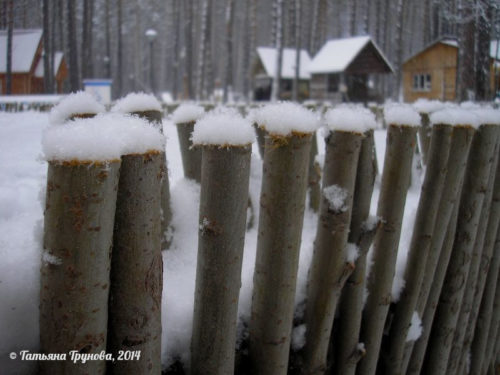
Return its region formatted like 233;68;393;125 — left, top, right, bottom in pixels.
303;107;368;374
382;123;453;375
422;123;499;375
356;106;420;375
402;124;476;375
190;111;254;375
248;105;318;375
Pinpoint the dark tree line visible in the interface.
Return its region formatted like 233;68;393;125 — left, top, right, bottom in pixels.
1;0;499;100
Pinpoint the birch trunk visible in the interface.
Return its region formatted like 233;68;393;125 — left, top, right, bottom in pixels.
303;130;363;374
107;152;163;374
191;145;251;375
383;124;453;375
176;121;202;182
249;133;312;375
402;125;475;374
450;140;500;375
356;124;417;375
334;130;378;375
40;160;121;375
422;124;499;375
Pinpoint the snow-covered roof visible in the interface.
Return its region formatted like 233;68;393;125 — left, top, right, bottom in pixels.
256;47;312;80
308;36;393;74
34;52;64;78
0;29;43;73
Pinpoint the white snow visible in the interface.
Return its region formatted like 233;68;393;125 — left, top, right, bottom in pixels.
41;250;62;266
291;324;307;351
191;107;255;146
171;103;205;124
346;243;360;264
49;91;105;125
0;29;42;73
430;108;481;128
474;108;500;125
384;104;421;127
34;52;64;78
43;113;165;161
256;47;312;79
253;102;319;136
412;99;446;114
308;36;393;74
406;311;423;342
324;105;377;133
112;92;163;113
323;185;349;213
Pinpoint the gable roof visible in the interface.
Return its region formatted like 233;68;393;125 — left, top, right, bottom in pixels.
308;35;393;74
0;29;43;74
256;47;312;80
34;51;65;78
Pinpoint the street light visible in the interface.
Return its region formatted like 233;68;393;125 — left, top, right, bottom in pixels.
145;29;157;94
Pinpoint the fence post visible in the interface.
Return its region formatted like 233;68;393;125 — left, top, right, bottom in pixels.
356;105;420;375
382;123;453;375
172;104;205;182
190;110;254;375
403;122;476;375
248;103;318;375
307;133;322;212
422;121;499;375
303;107;369;374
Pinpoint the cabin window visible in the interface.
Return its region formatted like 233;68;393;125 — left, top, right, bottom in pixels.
413;73;432;91
328;74;339;92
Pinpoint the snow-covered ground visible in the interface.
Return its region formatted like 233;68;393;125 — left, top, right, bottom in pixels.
0;110;421;373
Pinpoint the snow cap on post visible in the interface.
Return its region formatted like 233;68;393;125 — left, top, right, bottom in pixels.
474;108;500;126
253;102;320;136
42;113;165;162
172;103;205;124
412;99;446;114
111;92;162;113
384;103;421;127
430;108;481;128
49;91;105;124
191;107;255;147
325;105;377;133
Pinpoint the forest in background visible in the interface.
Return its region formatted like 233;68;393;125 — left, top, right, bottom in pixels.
1;0;500;102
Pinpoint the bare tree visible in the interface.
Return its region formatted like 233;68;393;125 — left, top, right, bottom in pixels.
42;0;53;93
66;0;79;91
5;0;13;94
222;0;234;102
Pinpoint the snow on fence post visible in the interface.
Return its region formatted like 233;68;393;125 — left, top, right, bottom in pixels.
334;109;379;375
172;104;205;182
302;107;368;374
402;115;476;375
112;92;173;249
452;111;500;374
422;117;499;375
190;109;254;375
39;115;151;374
412;100;445;166
49;91;105;124
382;121;453;375
469;161;500;374
247;103;319;375
356;105;420;375
106;114;166;374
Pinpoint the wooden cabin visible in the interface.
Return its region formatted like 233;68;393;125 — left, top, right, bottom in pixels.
402;39;500;102
0;29;67;94
308;36;393;103
253;47;312;101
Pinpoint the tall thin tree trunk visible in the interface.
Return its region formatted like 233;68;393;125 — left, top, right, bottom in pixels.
271;0;283;102
456;0;476;101
5;0;13;94
104;0;111;78
196;0;209;100
183;0;194;99
223;0;234;103
42;0;53;93
172;0;180;100
357;124;418;375
116;0;123;97
475;0;493;100
292;0;301;102
249;133;312;375
67;0;79;91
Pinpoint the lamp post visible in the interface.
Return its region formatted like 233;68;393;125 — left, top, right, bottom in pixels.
145;28;157;94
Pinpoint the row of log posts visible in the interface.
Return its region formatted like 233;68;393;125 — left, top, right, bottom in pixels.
356;118;419;375
422;122;499;374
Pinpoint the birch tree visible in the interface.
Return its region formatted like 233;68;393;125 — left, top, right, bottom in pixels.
271;0;283;102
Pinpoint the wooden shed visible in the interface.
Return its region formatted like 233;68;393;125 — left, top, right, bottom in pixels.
402;38;500;102
308;36;393;103
0;29;67;94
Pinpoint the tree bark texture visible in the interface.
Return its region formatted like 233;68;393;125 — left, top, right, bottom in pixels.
481;269;500;374
249;133;312;375
422;124;499;375
254;124;266;160
6;0;13;94
401;125;475;375
417;112;431;165
303;130;363;374
107;152;163;374
356;124;417;375
383;124;452;375
191;145;251;375
176;121;202;182
450;139;500;375
40;160;121;375
308;133;321;212
334;130;378;375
